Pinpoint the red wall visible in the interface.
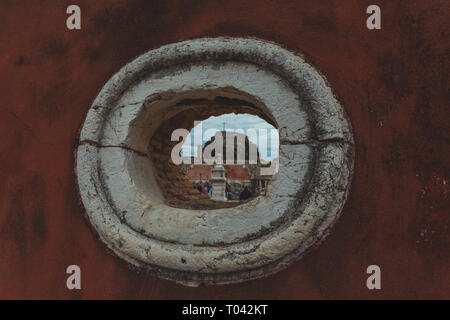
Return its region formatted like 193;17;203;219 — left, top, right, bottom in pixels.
0;0;448;299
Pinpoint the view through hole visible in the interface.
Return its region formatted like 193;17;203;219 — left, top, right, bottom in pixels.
181;113;279;204
148;103;280;210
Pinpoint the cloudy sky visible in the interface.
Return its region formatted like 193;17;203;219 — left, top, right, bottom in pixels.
181;113;279;161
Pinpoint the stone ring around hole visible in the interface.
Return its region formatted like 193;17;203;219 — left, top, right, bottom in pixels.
76;37;354;286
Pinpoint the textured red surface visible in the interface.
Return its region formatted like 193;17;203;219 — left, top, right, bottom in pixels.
0;0;448;299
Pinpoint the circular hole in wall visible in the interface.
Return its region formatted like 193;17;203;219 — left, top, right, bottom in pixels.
150;104;279;209
76;37;354;286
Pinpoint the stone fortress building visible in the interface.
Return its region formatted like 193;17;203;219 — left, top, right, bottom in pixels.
182;131;277;198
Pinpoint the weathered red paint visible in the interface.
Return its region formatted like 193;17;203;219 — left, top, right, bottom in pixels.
0;0;448;299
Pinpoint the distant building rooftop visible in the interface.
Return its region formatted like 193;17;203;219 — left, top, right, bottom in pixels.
187;164;251;181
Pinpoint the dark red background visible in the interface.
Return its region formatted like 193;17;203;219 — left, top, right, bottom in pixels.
0;0;448;299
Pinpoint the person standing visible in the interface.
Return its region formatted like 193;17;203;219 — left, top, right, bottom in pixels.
239;186;253;200
207;181;213;196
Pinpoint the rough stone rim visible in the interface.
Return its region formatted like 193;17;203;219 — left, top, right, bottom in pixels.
95;66;314;246
76;37;354;286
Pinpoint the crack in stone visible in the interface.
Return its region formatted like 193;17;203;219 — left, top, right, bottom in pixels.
78;139;148;157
